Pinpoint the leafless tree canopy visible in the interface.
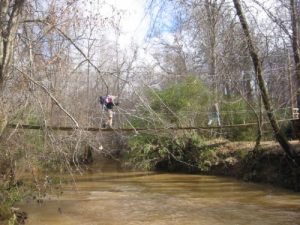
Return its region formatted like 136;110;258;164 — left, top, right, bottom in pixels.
1;0;300;179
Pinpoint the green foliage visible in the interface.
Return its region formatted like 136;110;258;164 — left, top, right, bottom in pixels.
1;187;23;207
125;134;160;170
220;99;257;141
9;106;43;126
130;76;265;141
0;204;12;222
149;76;211;124
8;214;18;225
151;76;209;109
0;186;24;222
27;114;42;125
125;132;218;172
130;76;213;128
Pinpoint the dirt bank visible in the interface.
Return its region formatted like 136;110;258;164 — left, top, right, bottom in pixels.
208;141;300;191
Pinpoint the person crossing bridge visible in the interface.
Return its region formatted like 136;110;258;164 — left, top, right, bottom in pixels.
99;95;119;128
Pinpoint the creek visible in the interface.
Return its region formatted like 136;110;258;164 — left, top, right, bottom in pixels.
19;159;300;225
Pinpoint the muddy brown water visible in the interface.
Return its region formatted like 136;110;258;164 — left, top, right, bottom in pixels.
19;160;300;225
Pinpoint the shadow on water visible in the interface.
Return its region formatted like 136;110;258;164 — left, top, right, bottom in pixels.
19;158;300;225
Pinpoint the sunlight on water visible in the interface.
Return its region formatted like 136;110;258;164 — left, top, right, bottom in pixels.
19;161;300;225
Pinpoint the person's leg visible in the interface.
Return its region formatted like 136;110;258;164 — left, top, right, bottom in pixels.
103;110;110;128
107;110;113;127
208;119;212;126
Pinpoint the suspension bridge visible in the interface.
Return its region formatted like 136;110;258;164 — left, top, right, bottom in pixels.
7;118;299;132
5;108;300;161
6;107;299;134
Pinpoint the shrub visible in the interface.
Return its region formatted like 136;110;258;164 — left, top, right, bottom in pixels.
130;76;213;128
220;99;258;141
124;132;218;172
0;185;24;223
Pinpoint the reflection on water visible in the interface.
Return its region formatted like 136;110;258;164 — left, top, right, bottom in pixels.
20;160;300;225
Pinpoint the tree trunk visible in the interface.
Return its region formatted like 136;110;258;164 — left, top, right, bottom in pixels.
232;0;297;162
205;0;218;94
290;0;300;110
0;0;25;90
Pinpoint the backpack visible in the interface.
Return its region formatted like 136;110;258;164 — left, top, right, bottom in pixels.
99;95;114;110
99;96;106;105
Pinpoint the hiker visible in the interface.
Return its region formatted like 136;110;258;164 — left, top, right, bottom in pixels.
208;103;221;126
99;95;118;128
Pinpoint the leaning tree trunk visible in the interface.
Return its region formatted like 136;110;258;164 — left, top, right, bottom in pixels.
0;0;25;91
232;0;297;163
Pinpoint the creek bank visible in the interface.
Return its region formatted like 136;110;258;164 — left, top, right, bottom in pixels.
124;138;300;191
205;141;300;191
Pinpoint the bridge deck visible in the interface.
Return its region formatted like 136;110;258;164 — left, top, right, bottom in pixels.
7;119;296;132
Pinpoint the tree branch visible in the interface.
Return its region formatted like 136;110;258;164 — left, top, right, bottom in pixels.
15;67;79;128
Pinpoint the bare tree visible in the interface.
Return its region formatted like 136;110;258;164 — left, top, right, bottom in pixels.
290;0;300;109
232;0;298;164
0;0;25;90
